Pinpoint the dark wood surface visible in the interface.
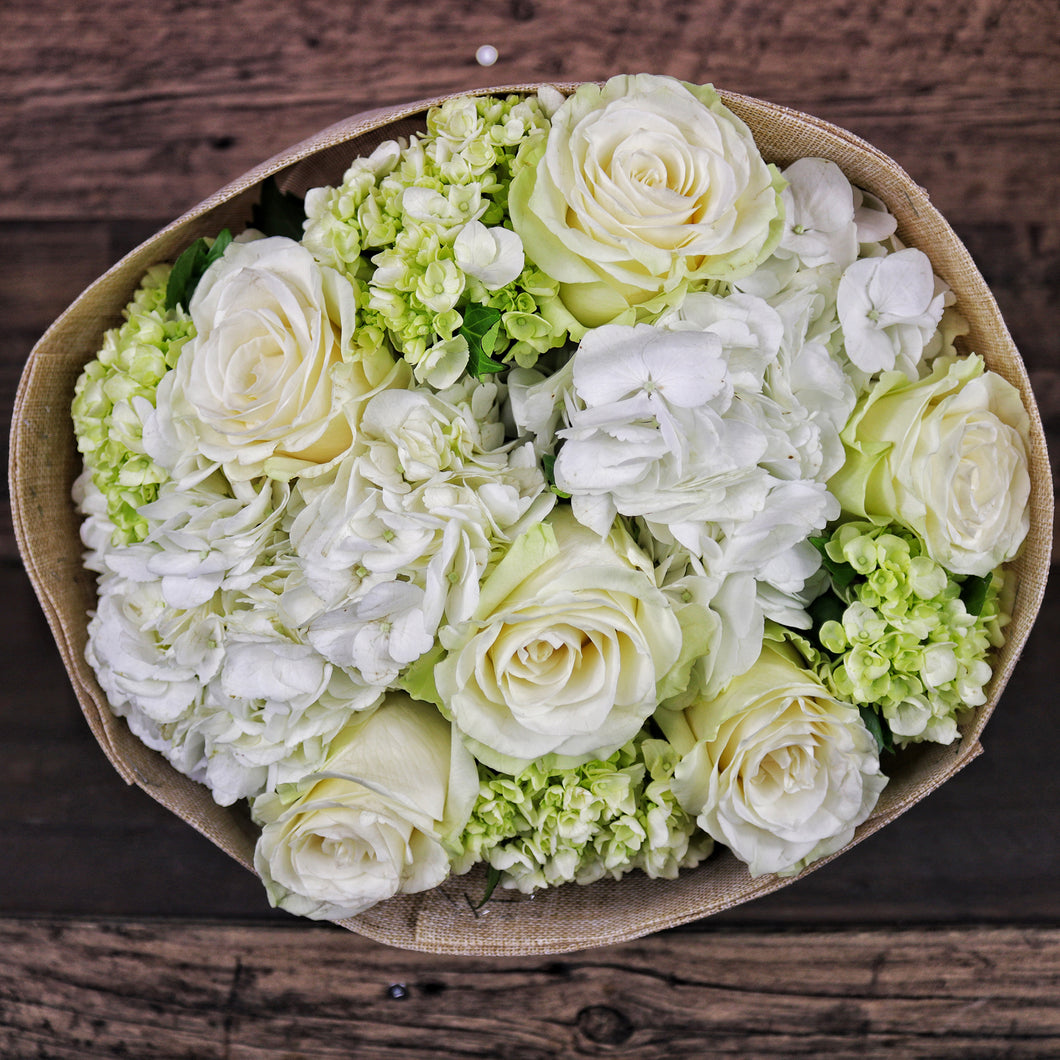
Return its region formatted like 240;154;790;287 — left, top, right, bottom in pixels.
2;1;1058;1055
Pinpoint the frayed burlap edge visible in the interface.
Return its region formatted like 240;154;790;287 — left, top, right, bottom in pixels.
9;83;1052;956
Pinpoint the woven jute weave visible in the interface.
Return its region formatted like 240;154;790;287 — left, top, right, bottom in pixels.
9;85;1053;955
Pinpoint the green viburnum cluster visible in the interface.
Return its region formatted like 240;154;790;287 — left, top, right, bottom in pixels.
301;93;574;377
803;521;1009;747
449;734;713;893
71;265;193;543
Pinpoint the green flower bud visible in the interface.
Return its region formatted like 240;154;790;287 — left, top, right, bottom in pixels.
449;733;712;893
72;264;192;544
804;520;1010;747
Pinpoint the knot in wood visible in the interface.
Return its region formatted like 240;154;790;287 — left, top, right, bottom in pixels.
576;1004;634;1045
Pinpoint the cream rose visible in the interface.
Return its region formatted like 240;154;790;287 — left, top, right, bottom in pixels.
828;354;1031;577
154;235;398;482
251;692;479;921
660;641;887;877
423;507;683;773
509;74;785;328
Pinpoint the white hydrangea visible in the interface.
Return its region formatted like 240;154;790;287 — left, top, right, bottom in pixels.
552;323;837;583
183;632;381;805
661;289;855;484
507;356;575;456
760;333;857;483
737;257;846;359
73;470;122;572
837;247;947;376
307;581;435;686
97;474;290;609
85;562;385;806
288;377;556;682
777;157;859;270
651;543;765;704
453;219;525;290
86;572;225;728
852;186;899;248
657;290;783;392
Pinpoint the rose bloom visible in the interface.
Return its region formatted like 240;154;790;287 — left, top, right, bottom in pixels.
659;641;887;877
828;354;1031;577
251;692;479;920
153;235;397;482
509;74;785;328
426;507;683;773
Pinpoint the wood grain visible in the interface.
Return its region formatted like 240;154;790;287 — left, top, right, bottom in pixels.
3;0;1058;223
2;1;1059;1053
1;919;1057;1058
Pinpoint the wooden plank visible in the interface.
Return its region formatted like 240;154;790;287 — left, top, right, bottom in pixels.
0;919;1057;1058
2;0;1057;222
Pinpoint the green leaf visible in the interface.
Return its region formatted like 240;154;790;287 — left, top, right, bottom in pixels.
250;176;307;241
960;573;990;617
541;452;571;499
460;303;505;378
808;534;860;591
807;589;847;634
165;229;233;312
398;643;445;709
467;864;503;912
858;704;895;756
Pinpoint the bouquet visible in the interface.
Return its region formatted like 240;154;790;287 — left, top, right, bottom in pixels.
61;75;1037;928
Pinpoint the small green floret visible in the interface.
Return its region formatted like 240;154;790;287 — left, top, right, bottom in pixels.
449;733;713;894
72;264;194;543
804;521;1009;747
301;93;573;376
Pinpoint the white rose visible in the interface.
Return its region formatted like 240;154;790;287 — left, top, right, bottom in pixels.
251;693;479;920
828;354;1031;577
509;74;785;328
423;507;682;773
660;641;887;877
151;236;398;482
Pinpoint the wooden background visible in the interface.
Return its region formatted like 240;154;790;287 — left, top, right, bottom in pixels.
2;0;1058;1055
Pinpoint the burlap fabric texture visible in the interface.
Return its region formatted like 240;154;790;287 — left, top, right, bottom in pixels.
9;85;1053;955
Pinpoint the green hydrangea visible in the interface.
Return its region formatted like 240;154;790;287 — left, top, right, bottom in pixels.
71;264;194;543
449;733;713;893
302;93;574;376
805;521;1009;746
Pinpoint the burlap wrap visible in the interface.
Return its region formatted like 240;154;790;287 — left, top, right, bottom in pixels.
9;85;1052;955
